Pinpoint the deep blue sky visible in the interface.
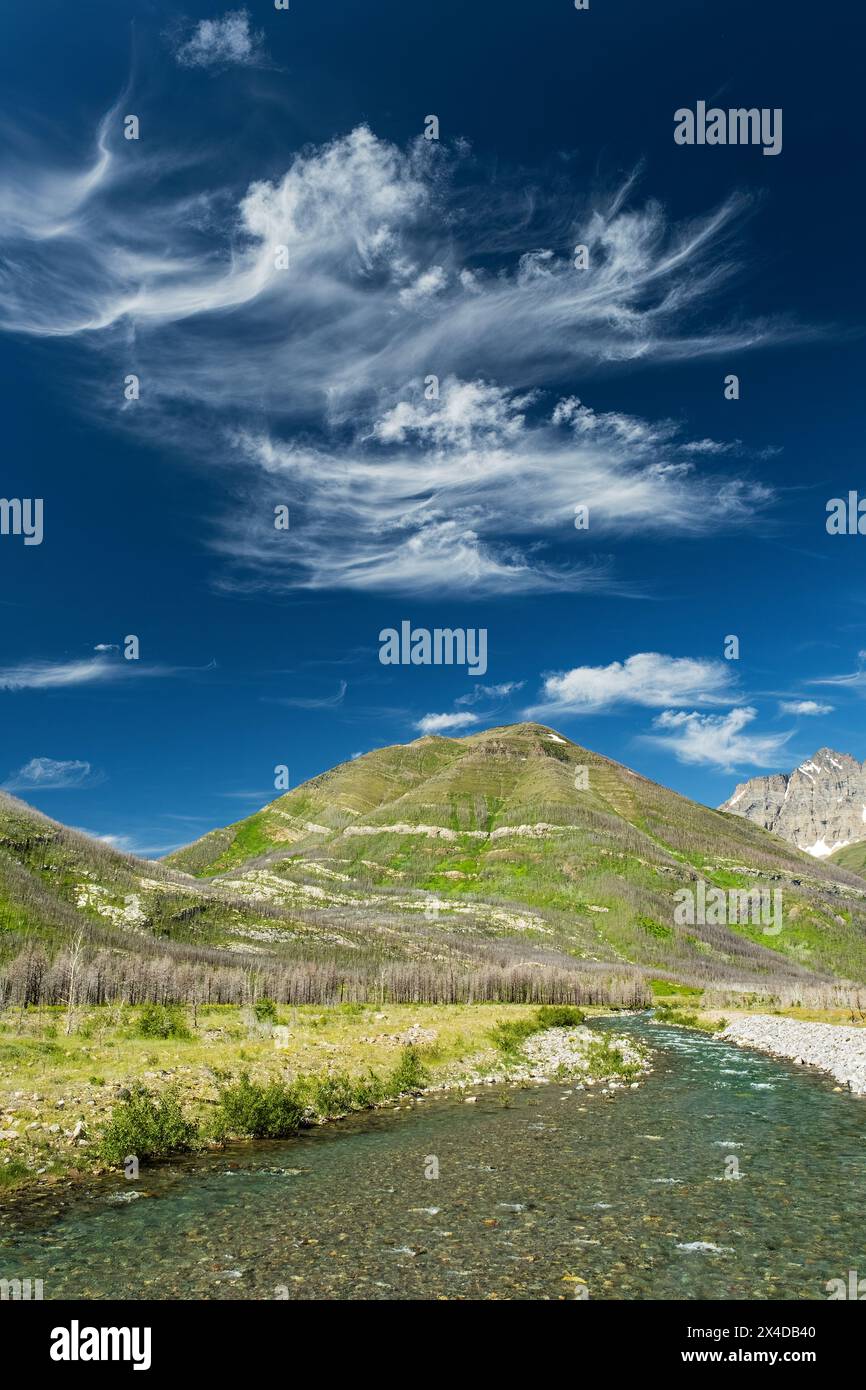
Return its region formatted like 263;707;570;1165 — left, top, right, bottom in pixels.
0;0;863;855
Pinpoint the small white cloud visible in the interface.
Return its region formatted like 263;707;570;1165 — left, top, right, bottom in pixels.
779;700;833;716
455;680;524;707
174;9;265;70
647;707;792;772
3;756;99;791
526;652;735;716
93;642;119;653
415;711;480;734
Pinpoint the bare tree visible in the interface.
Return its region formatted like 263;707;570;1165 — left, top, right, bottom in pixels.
64;932;85;1036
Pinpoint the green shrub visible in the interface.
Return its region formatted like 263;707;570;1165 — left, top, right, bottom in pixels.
584;1038;641;1081
349;1071;388;1108
535;1005;585;1028
137;1003;191;1040
307;1072;361;1118
211;1074;305;1140
253;998;278;1024
636;914;673;940
99;1087;200;1165
488;1017;539;1056
387;1046;430;1095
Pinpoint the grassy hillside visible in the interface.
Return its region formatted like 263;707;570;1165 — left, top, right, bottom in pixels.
161;724;866;989
5;726;866;1001
830;840;866;876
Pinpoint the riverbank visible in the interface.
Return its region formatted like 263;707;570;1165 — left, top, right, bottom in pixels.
0;1002;649;1195
721;1014;866;1094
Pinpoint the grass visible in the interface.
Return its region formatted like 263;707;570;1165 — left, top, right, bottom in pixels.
0;1000;592;1192
488;1003;586;1058
583;1036;643;1080
652;1003;726;1033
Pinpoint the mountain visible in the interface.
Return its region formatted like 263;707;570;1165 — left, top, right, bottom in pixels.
719;748;866;859
5;725;866;994
161;723;866;987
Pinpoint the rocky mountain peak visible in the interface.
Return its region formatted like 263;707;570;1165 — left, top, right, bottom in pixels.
720;748;866;857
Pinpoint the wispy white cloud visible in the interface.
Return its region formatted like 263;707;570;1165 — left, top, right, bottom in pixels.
77;830;183;856
0;658;122;691
0;120;805;595
455;681;524;707
647;707;792;772
269;680;348;709
3;756;100;791
779;699;833;716
216;789;273;800
415;711;480;734
173;10;266;70
0;655;202;691
811;654;866;692
526;652;737;716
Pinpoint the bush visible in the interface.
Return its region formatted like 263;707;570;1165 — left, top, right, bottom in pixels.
307;1072;363;1118
584;1037;641;1081
99;1087;200;1165
535;1005;585;1028
387;1046;430;1095
488;1018;539;1057
253;998;278;1024
211;1073;305;1140
137;1003;191;1040
636;914;673;941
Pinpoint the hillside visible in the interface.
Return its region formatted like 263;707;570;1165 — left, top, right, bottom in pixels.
5;726;866;999
831;840;866;875
160;723;866;988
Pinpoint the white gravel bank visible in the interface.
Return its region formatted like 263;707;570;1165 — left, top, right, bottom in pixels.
722;1015;866;1094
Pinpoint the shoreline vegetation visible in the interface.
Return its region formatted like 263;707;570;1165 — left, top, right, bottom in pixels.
6;979;866;1200
0;1001;649;1198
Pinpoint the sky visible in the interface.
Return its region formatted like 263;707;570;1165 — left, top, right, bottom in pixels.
0;0;863;856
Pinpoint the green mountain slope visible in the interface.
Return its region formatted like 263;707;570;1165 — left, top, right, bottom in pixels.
830;840;866;876
164;723;866;987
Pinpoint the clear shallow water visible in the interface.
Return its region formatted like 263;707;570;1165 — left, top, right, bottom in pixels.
3;1016;866;1300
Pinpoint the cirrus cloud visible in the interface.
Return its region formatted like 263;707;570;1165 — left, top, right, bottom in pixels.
2;756;101;791
0;119;805;595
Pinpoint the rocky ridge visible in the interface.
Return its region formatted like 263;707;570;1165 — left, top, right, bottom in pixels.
720;748;866;858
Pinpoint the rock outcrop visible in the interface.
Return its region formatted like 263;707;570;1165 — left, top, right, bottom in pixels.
719;748;866;857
